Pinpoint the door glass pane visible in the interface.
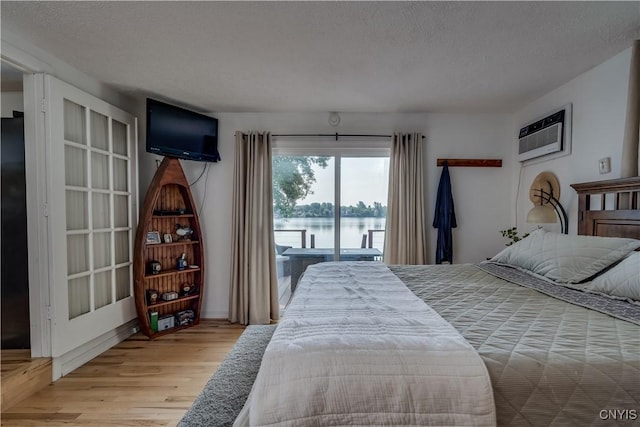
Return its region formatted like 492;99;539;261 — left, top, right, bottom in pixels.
94;270;112;309
92;193;111;229
64;145;87;187
93;232;111;269
68;275;90;319
113;195;129;227
273;155;333;300
114;230;130;265
339;157;388;261
112;120;128;156
90;110;109;151
113;158;128;191
67;234;89;275
63;99;86;145
66;190;88;230
91;152;110;190
115;266;131;301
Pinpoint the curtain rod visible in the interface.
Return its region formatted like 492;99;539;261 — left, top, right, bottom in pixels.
272;133;426;140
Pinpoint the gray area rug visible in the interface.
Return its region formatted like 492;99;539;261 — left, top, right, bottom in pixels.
178;324;276;427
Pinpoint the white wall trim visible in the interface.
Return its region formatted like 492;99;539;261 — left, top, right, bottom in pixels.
201;309;229;320
1;38;54;75
23;74;51;357
52;319;138;380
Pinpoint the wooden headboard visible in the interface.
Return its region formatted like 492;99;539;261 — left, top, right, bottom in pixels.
571;177;640;239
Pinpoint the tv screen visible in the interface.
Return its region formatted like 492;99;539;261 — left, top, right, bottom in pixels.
146;98;220;162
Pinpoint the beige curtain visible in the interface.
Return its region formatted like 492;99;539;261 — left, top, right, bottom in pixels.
383;132;427;264
621;40;640;177
229;131;279;325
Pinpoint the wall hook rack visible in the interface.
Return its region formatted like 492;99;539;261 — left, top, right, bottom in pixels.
437;158;502;167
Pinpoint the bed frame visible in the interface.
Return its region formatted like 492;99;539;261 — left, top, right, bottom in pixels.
571;176;640;239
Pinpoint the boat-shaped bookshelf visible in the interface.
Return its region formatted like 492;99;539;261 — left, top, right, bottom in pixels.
133;157;204;338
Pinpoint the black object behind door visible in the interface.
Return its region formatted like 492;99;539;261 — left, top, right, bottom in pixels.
1;115;30;349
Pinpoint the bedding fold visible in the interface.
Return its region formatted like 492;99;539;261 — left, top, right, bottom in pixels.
236;261;495;426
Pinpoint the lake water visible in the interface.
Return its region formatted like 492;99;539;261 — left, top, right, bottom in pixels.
274;217;386;249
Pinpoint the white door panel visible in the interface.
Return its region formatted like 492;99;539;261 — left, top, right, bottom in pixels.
43;76;138;358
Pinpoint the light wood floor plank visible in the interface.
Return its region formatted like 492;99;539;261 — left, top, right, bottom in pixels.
1;319;244;426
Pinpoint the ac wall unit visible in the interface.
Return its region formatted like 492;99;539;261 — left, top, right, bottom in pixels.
518;108;566;162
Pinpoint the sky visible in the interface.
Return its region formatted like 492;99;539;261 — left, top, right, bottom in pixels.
299;157;390;206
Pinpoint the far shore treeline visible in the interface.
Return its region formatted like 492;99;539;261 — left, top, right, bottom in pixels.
276;201;387;219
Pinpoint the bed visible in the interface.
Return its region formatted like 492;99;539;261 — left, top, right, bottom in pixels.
235;177;640;426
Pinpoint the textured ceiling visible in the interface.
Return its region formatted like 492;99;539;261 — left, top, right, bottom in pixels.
2;1;639;113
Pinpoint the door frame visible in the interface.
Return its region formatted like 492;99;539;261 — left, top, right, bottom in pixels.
2;40;139;363
1;42;53;357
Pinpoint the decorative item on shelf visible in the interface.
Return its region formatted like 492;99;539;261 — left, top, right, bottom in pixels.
146;289;159;304
149;311;159;332
176;253;188;270
527;171;569;234
175;224;194;240
146;231;161;244
161;291;179;301
147;260;162;275
158;315;175;331
163;233;173;243
153;208;187;216
180;283;197;297
175;309;195;326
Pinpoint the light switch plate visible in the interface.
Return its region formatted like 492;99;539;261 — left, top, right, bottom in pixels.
598;157;611;174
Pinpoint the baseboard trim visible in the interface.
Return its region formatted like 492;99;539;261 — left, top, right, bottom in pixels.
202;309;229;319
52;319;139;381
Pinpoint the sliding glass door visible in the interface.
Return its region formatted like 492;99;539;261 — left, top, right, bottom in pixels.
272;147;389;297
273;155;334;250
339;157;389;259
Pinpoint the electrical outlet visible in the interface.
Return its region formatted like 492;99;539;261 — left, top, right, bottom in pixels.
132;325;141;334
598;157;611;174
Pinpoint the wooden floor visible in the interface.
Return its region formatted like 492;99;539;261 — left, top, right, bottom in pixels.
1;320;245;426
1;350;52;412
278;275;292;312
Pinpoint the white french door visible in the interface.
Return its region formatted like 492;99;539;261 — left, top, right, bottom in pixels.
43;76;138;358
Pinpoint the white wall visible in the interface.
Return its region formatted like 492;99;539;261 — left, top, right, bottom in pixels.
1;91;24;116
513;47;632;235
139;112;512;318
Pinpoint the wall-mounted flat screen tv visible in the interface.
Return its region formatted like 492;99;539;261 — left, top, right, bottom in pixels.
146;98;220;162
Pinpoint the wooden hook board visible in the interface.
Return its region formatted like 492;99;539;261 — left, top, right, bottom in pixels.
437;158;502;167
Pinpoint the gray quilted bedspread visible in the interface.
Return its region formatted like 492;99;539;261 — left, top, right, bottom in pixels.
389;264;640;427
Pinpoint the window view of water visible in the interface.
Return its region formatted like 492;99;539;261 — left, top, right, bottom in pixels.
274;217;386;250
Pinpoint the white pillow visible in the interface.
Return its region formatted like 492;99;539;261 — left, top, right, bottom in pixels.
490;228;640;283
584;251;640;302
